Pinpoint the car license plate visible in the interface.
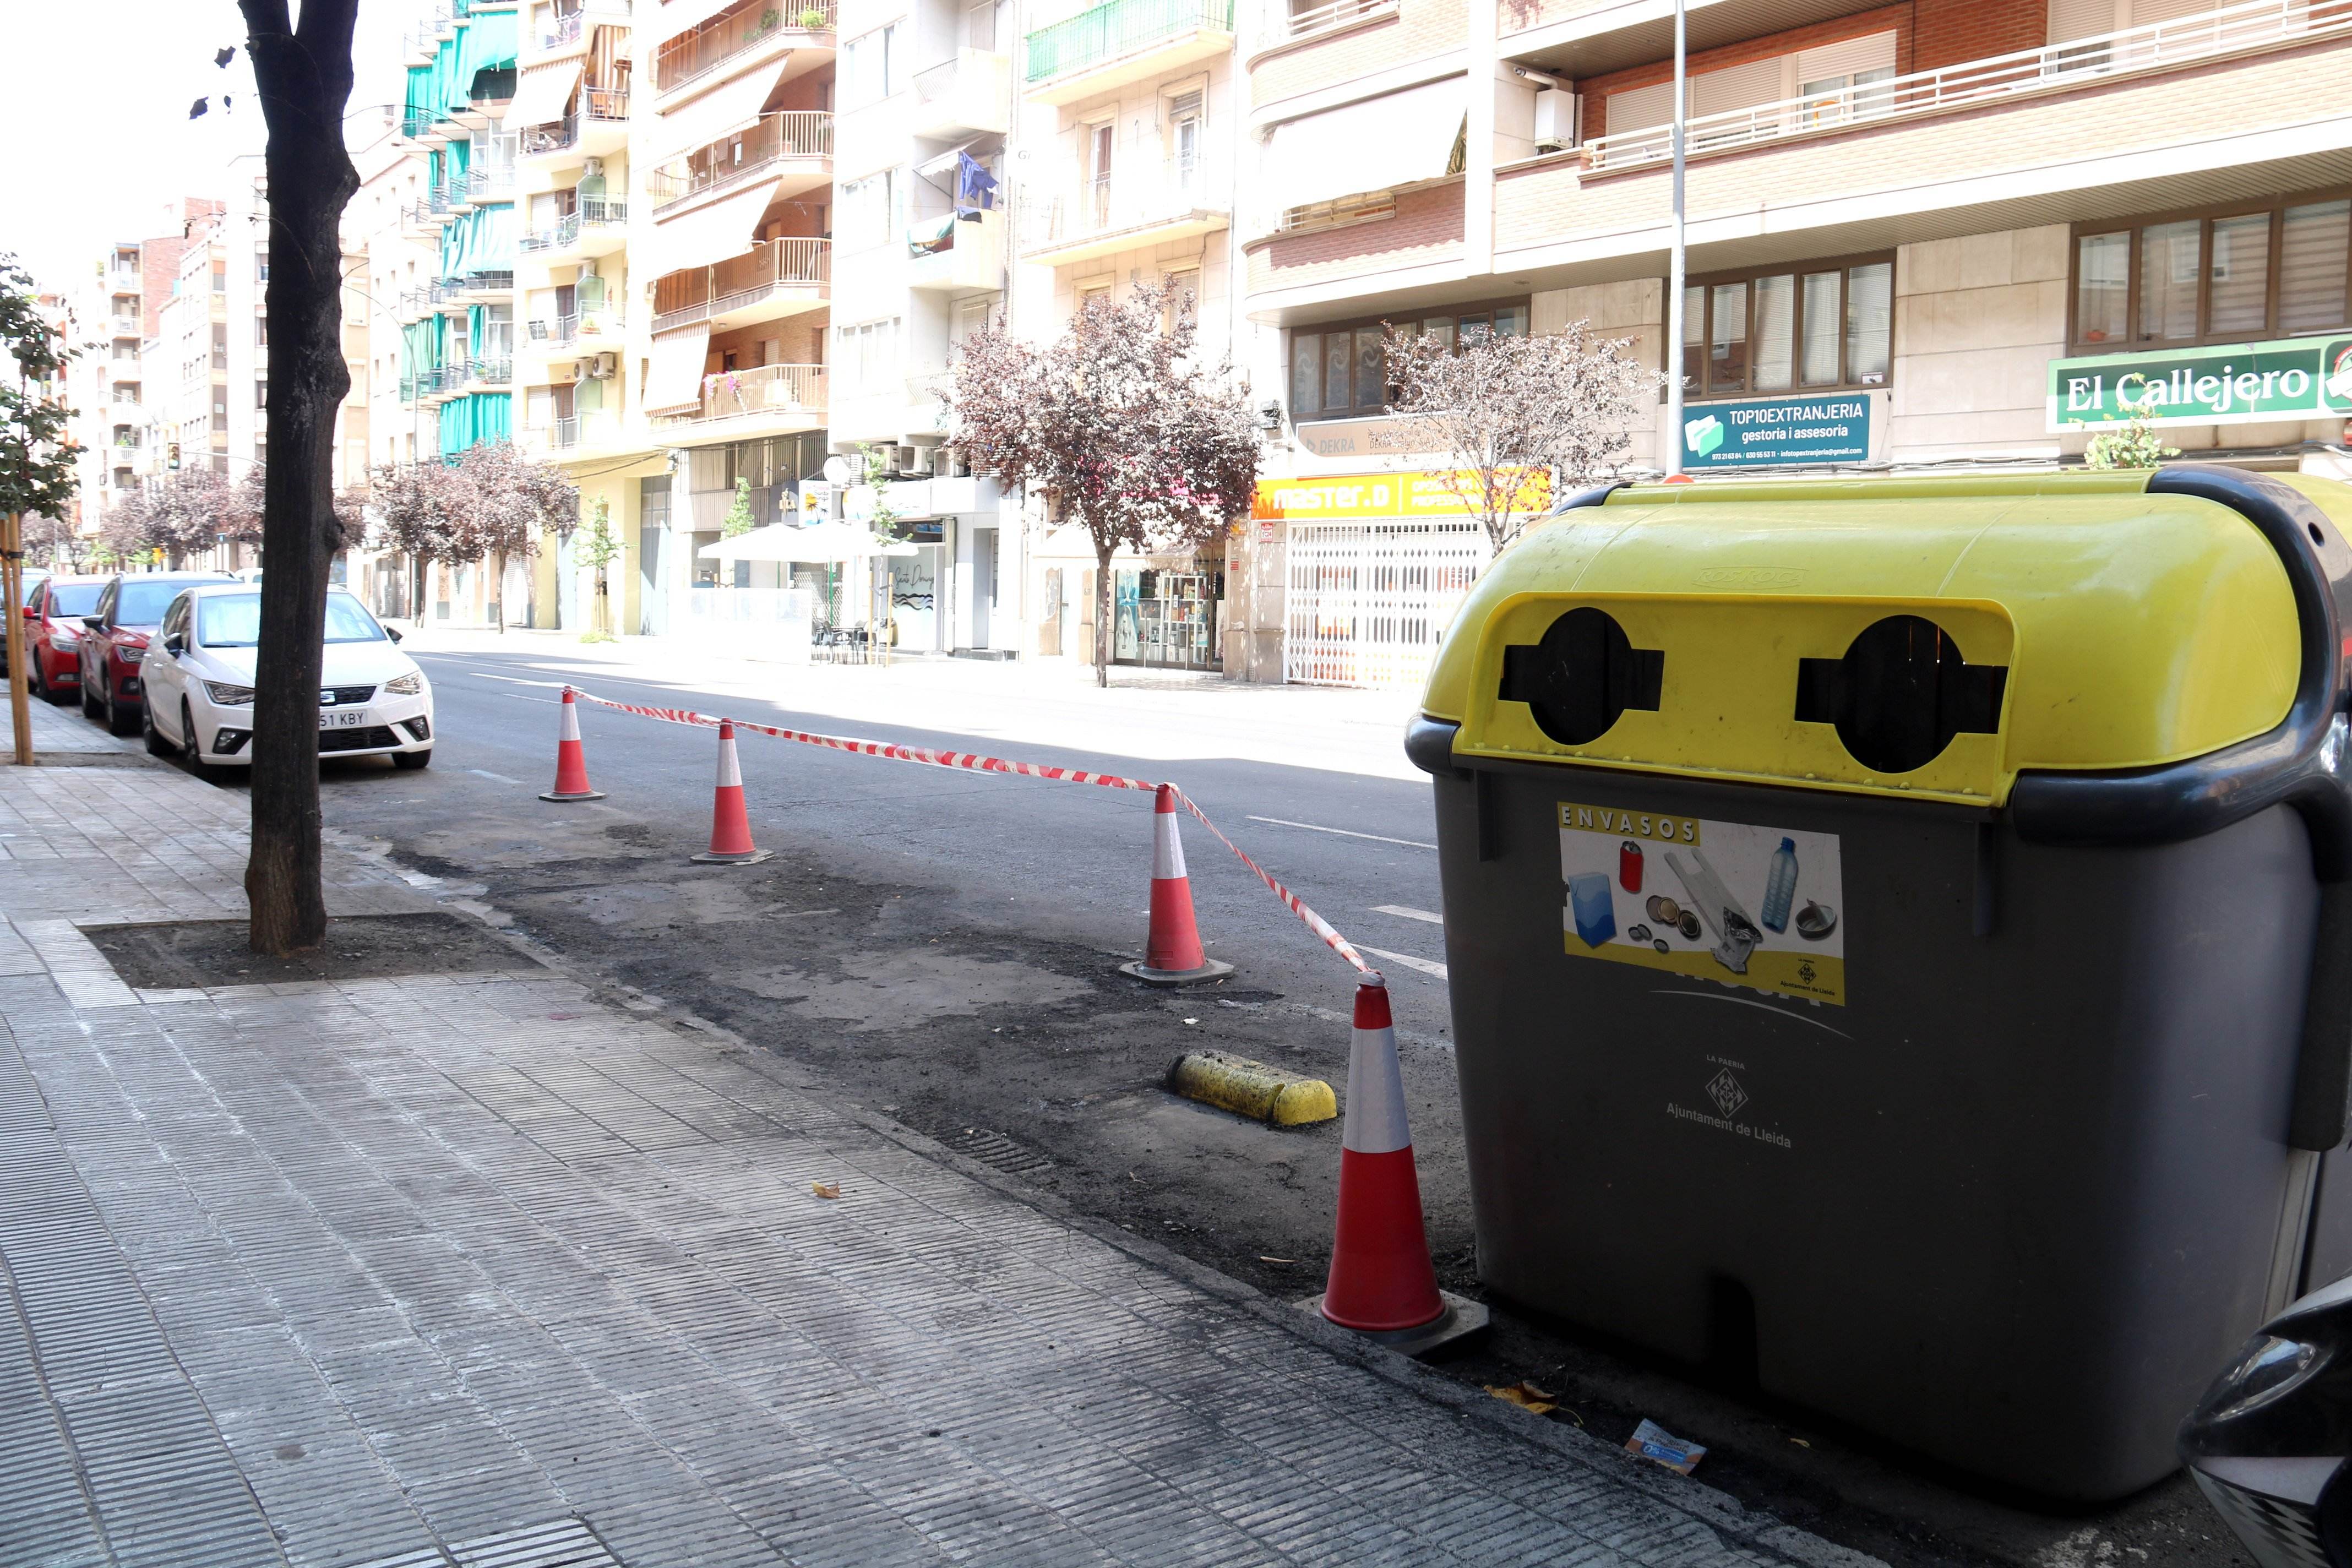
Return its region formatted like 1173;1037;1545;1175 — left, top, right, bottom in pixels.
320;710;366;729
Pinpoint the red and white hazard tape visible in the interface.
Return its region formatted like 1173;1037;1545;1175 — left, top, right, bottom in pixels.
561;685;1372;975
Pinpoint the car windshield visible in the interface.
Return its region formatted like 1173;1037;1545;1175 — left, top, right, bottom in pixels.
197;592;388;649
46;584;101;618
117;580;208;624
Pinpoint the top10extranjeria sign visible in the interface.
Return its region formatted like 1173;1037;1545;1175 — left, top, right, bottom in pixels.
2049;335;2352;430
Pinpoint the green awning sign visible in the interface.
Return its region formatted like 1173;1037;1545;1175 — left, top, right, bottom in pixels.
2049;336;2352;431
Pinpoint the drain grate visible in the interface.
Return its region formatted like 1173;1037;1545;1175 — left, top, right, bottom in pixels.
354;1518;622;1568
948;1128;1054;1178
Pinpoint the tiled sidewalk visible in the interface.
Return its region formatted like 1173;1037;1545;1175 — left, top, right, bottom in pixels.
0;764;1874;1568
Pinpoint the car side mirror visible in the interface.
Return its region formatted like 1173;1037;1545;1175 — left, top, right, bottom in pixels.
163;633;184;656
80;615;102;631
386;627;403;643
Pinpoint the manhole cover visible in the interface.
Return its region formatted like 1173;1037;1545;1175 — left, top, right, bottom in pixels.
949;1127;1054;1177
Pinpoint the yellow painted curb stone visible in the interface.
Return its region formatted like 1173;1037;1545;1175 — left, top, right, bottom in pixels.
1167;1051;1338;1126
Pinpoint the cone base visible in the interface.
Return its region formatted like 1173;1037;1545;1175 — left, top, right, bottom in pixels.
540;789;607;802
1117;957;1235;988
1298;1290;1490;1359
691;848;774;864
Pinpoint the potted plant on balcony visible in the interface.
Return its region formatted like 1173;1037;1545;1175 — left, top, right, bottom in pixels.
797;6;829;26
757;6;781;32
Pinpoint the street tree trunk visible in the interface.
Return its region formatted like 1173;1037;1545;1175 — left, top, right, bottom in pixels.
1093;541;1114;689
239;0;361;956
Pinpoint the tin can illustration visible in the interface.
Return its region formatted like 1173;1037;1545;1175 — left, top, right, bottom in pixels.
1619;840;1644;894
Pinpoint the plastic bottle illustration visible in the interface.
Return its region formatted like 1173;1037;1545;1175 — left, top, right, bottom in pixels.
1760;837;1799;934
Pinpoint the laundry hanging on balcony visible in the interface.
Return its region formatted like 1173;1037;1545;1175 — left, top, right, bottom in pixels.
908;213;960;259
955;151;998;219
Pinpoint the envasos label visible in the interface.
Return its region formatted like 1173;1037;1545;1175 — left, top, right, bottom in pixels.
1558;800;1847;1006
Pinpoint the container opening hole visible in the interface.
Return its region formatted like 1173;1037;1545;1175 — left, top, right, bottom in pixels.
1794;614;2007;774
1499;607;1665;747
1705;1274;1760;1389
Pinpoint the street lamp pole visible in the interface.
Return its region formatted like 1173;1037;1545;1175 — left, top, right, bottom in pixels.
1664;0;1689;479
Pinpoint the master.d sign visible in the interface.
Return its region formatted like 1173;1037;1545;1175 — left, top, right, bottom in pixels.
1681;394;1872;470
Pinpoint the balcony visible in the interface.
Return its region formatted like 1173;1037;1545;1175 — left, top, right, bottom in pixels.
908;208;1007;294
1493;0;2352;274
651;362;828;435
520;198;631;263
651;112;834;212
450;269;516;301
910;48;1013;137
1022;0;1235;105
464;164;518;204
110;317;140;338
655;1;836;98
535;0;631;55
1020;157;1228;264
651;238;831;332
1583;0;2352;170
467;355;514;386
524;307;627;354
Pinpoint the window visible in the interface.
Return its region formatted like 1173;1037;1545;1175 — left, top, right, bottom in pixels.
211;322;228;371
1162;268;1200;329
256;318;269;347
211;261;227;293
2071;193;2352;348
834;317;900;396
255;253;269;283
1287;301;1529;421
839;170;897;252
1168;88;1205;191
255;382;269;409
841;23;900;107
1679;257;1892;396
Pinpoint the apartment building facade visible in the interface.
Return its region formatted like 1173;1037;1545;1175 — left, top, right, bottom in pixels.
1238;0;2352;685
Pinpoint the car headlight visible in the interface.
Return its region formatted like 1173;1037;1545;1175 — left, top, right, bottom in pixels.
48;634;78;651
204;682;256;705
384;672;425;696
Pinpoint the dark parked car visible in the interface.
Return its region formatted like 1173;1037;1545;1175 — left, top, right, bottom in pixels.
22;575;106;704
2;566;48;676
2182;1271;2352;1566
77;572;235;735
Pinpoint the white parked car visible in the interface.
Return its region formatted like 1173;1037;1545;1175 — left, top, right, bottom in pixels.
139;584;434;776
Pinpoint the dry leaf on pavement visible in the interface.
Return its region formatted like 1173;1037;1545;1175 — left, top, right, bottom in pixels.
1485;1382;1559;1416
812;1181;842;1199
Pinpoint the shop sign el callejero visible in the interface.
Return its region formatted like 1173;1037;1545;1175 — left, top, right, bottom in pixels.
2048;336;2352;430
1680;393;1872;470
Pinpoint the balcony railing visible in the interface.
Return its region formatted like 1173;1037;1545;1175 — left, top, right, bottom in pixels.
653;362;829;427
467;164;516;200
656;0;837;94
111;318;140;337
649;111;834;210
1585;0;2352;169
1023;156;1216;248
1023;0;1233;85
1275;0;1396;40
520;198;630;253
651;238;831;331
524;116;579;154
585;85;629;119
469;355;514;384
452;269;516;295
527;309;625;347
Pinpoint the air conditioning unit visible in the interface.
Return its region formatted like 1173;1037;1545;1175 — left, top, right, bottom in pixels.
582;156;605;180
1532;90;1581;153
587;352;616;379
890;444;919;474
904;444;937;476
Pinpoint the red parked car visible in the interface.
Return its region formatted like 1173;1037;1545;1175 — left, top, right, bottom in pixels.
75;572;235;734
21;574;105;704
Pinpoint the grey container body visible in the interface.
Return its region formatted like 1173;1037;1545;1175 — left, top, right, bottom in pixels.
1434;755;2326;1501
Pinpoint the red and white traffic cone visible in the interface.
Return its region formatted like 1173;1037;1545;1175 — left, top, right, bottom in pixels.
1309;972;1487;1355
691;721;771;864
540;687;606;802
1117;783;1233;987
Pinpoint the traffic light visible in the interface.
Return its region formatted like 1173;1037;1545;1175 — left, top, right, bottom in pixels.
167;442;181;470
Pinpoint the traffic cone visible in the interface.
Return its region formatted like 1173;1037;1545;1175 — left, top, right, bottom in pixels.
1309;972;1487;1355
1117;783;1233;987
540;688;606;802
691;721;771;864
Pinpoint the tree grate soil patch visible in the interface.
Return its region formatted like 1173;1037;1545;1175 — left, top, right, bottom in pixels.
85;913;547;991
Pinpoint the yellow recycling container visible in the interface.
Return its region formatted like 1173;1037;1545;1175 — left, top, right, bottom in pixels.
1409;466;2352;1500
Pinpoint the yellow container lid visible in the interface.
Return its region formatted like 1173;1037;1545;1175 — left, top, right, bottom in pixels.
1422;471;2328;807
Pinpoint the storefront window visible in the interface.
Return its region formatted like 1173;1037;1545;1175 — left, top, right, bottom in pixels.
2072;193;2352;348
1680;257;1892;398
1287;299;1530;421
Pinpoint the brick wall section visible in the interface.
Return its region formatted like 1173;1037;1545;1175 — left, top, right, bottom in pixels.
1245;179;1464;295
1912;0;2049;73
703;311;827;375
1252;0;1466;109
1582;2;1915;131
1502;36;2352;251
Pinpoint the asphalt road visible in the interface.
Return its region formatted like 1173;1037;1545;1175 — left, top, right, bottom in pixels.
117;641;2252;1568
